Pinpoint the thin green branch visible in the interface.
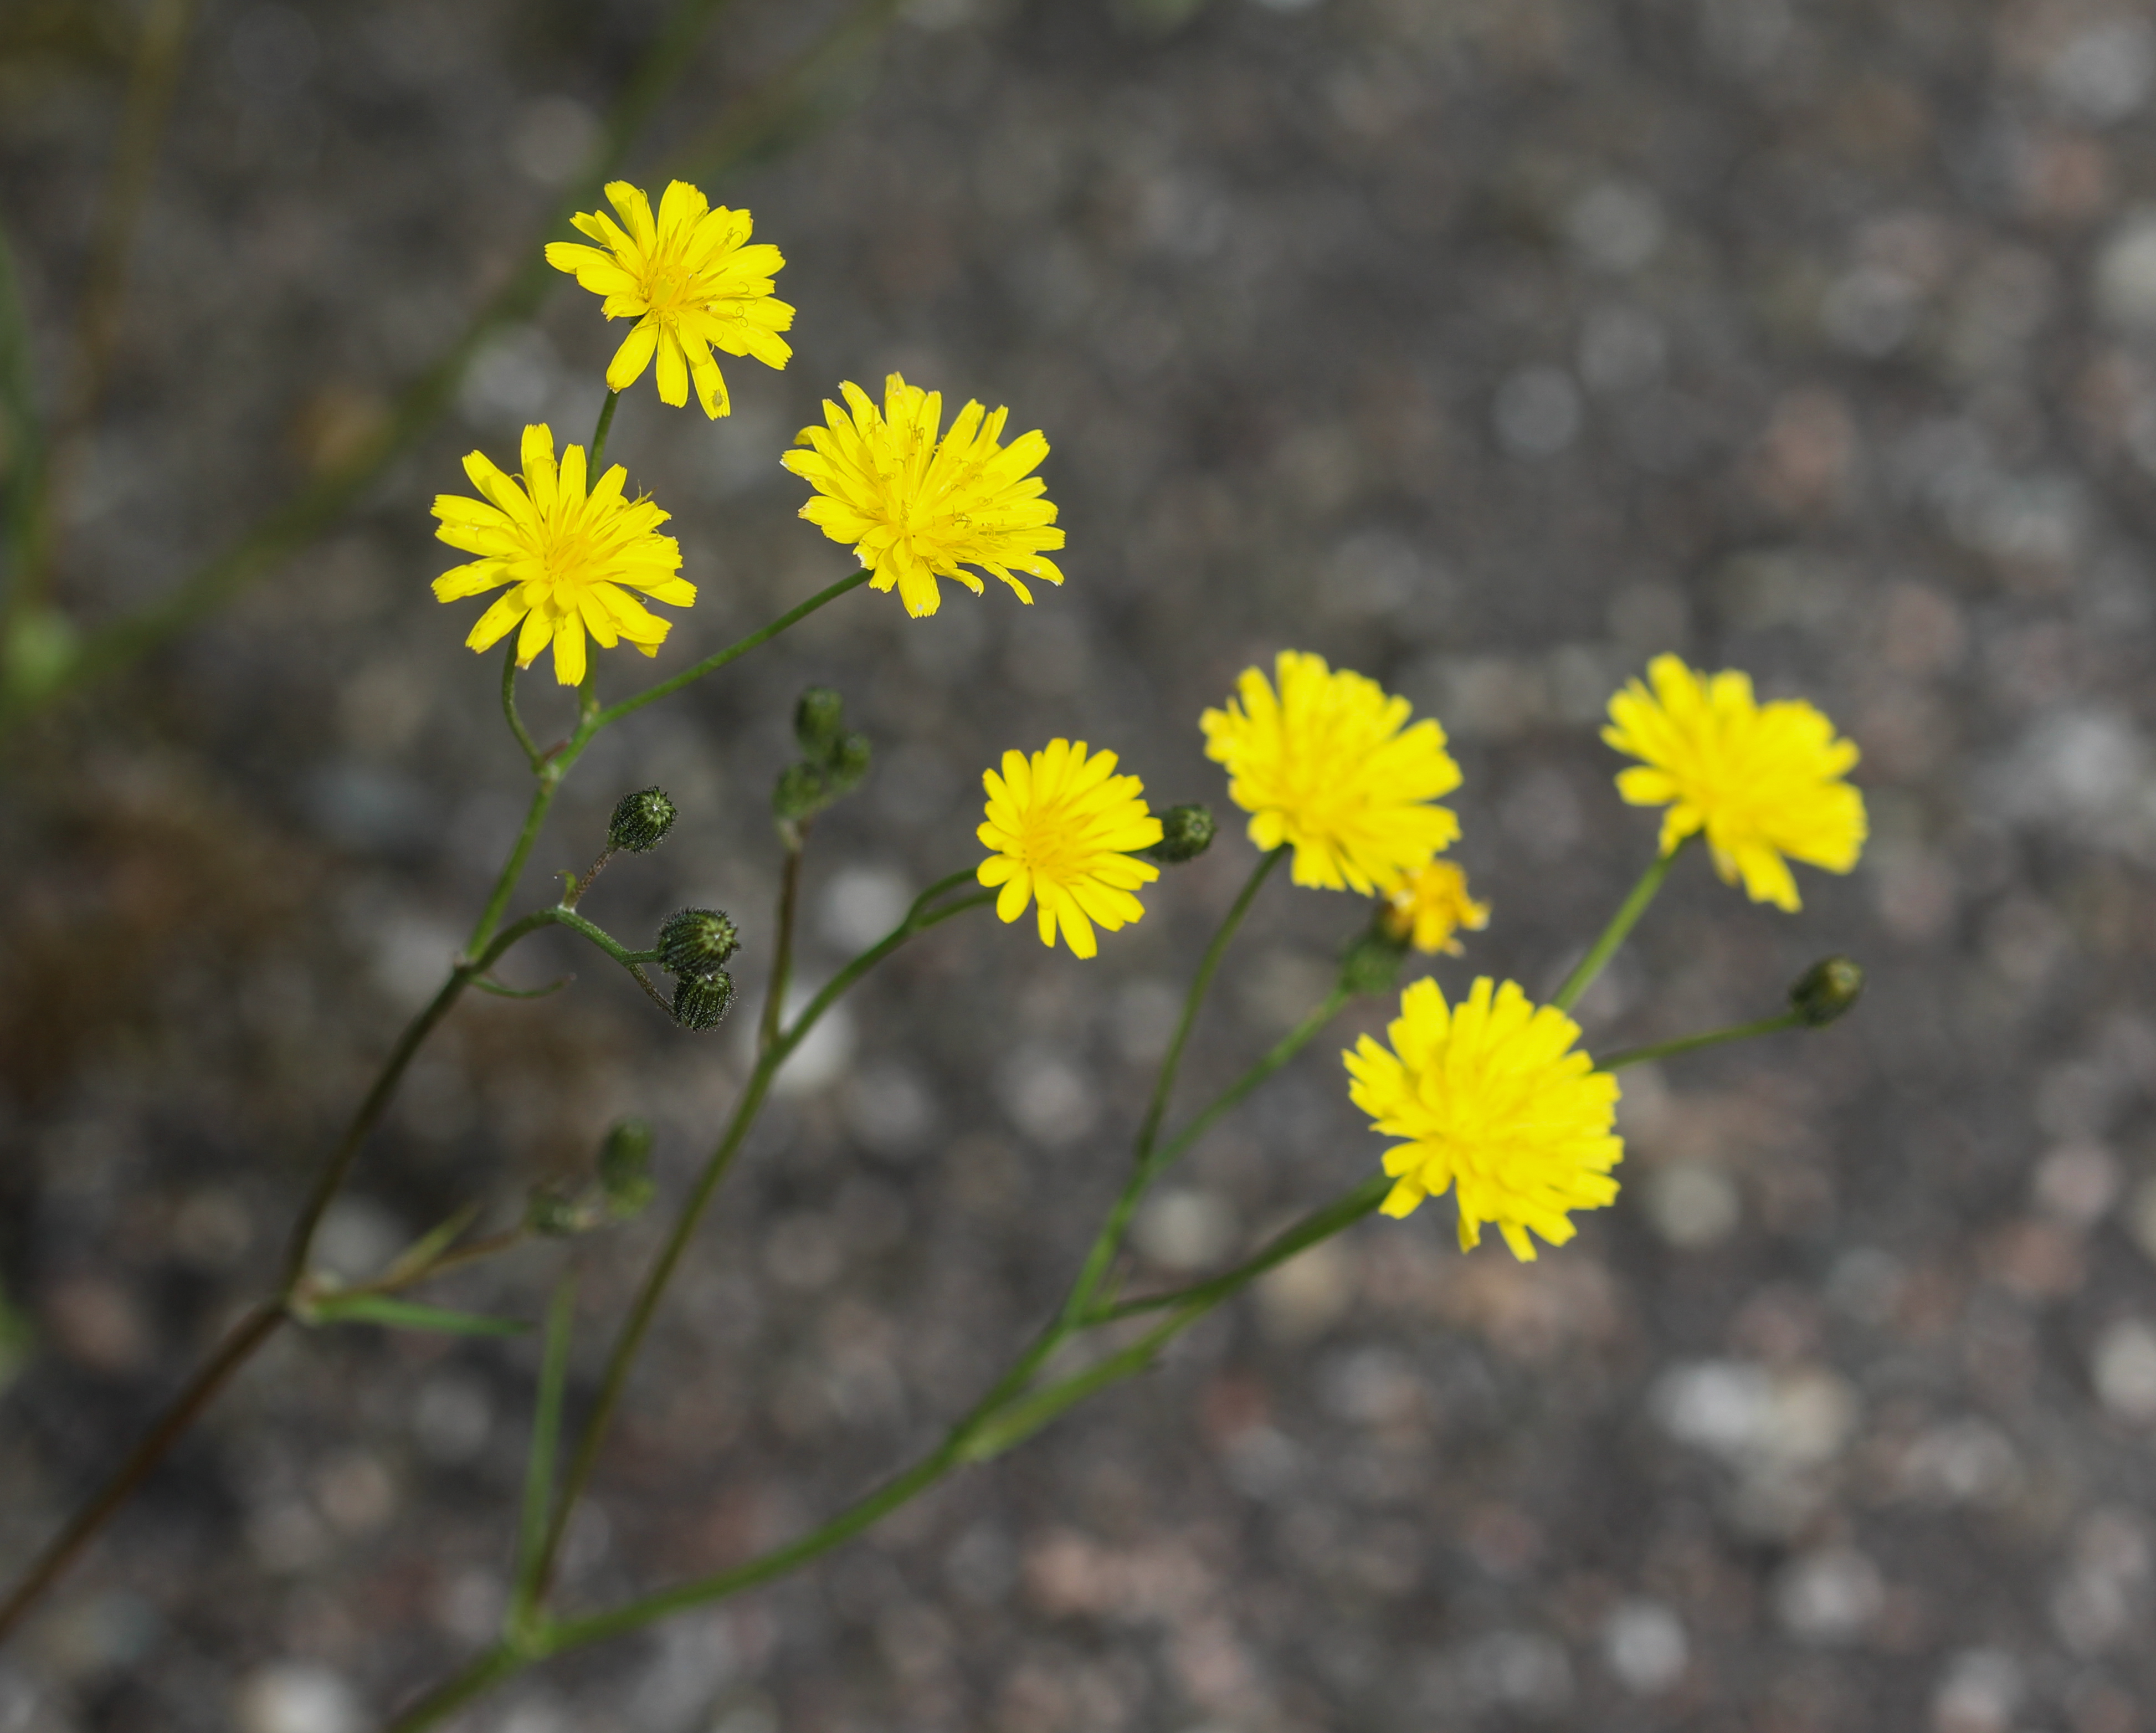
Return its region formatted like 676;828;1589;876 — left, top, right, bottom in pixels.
759;833;805;1057
1595;1008;1804;1073
0;217;45;619
1150;984;1351;1178
587;389;620;471
501;644;543;771
1551;838;1687;1013
511;1281;578;1636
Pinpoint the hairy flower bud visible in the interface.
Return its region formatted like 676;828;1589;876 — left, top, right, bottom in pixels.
1146;803;1216;864
1338;916;1410;998
673;969;736;1031
597;1117;656;1218
795;686;845;755
658;907;738;978
1789;956;1864;1026
607;786;677;853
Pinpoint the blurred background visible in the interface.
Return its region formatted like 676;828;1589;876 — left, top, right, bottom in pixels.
4;0;2156;1727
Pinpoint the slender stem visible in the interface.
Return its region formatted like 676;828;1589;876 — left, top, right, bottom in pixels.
1596;1009;1804;1073
759;834;805;1056
501;644;542;771
511;1281;578;1634
0;1301;280;1644
1103;1173;1392;1322
1551;839;1687;1014
587;390;620;471
1149;985;1351;1180
598;571;870;726
381;1646;527;1733
527;883;992;1604
0;219;46;623
466;782;564;958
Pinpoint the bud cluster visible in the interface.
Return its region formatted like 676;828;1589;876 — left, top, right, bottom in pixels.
773;685;871;824
655;906;737;1032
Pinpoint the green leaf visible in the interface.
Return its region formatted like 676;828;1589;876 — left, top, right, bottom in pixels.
306;1293;530;1337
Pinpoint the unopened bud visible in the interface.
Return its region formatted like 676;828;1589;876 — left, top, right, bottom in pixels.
773;761;827;823
607;786;677;854
657;907;738;978
1146;804;1215;864
597;1118;655;1218
828;731;871;792
795;686;845;755
526;1186;599;1237
1789;955;1864;1026
1338;917;1409;997
672;969;736;1031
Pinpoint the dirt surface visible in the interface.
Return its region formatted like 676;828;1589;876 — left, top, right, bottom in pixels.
5;0;2156;1729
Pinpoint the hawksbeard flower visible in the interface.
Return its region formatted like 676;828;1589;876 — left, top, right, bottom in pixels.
977;740;1163;958
1345;977;1621;1259
432;423;691;686
1603;654;1866;912
1384;860;1490;956
783;374;1064;618
1200;650;1461;895
544;180;792;418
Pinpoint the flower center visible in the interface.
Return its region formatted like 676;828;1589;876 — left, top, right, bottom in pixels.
1017;803;1087;883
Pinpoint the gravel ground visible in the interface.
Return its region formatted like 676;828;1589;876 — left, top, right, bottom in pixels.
5;0;2156;1729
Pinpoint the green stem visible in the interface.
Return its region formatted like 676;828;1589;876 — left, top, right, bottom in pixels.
511;1281;578;1634
526;880;991;1604
587;389;620;471
466;781;564;958
501;643;542;770
1596;1009;1804;1073
597;570;871;727
1149;985;1351;1180
1103;1174;1391;1322
759;833;805;1057
1551;839;1687;1014
0;218;45;624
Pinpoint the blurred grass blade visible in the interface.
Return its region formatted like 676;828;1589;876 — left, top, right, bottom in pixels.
378;1201;484;1287
3;0;907;730
0;217;44;599
307;1293;531;1337
511;1279;578;1625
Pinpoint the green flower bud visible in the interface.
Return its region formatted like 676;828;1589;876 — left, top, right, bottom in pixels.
827;730;872;793
1337;915;1410;997
773;761;828;823
795;686;845;755
657;907;739;978
1789;956;1864;1027
1145;804;1216;864
597;1117;653;1192
607;786;677;853
673;968;736;1031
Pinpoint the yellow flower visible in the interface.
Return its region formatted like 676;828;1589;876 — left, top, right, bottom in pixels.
1200;650;1461;895
782;374;1065;618
1384;860;1490;955
1603;654;1866;912
976;740;1163;958
1345;977;1621;1259
432;423;691;686
544;180;792;418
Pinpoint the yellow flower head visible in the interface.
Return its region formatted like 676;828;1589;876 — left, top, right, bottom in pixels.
977;740;1163;959
782;374;1065;619
432;423;691;686
1603;654;1866;912
1384;860;1490;955
1345;977;1622;1259
1200;650;1462;895
544;180;792;418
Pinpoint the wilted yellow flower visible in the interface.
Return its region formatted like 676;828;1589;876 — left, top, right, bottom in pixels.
1384;860;1490;955
1603;654;1866;912
977;740;1162;958
782;375;1064;618
432;423;690;686
1345;977;1621;1259
1200;650;1461;895
545;180;792;418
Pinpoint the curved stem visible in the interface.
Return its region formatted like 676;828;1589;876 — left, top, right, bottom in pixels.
501;644;542;771
1596;1009;1803;1073
1551;839;1687;1014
